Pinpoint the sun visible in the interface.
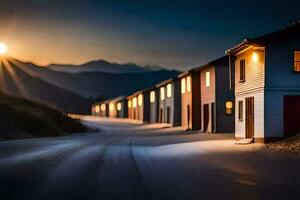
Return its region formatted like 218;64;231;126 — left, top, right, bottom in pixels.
0;42;8;55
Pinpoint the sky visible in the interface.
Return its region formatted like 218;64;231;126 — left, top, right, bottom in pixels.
0;0;300;70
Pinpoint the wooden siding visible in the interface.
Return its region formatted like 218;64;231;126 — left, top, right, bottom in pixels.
235;48;265;95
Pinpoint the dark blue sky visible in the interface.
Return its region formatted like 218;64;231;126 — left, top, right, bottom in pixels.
0;0;299;70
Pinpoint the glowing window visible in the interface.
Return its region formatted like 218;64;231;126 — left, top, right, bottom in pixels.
181;78;186;94
95;105;100;113
187;76;191;92
128;100;132;108
109;103;115;111
225;101;233;115
133;97;137;108
138;94;143;106
294;51;300;72
205;71;210;87
160;87;165;100
150;91;155;103
101;104;106;111
167;84;172;98
117;102;122;111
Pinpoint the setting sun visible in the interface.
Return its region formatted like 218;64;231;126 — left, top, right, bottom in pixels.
0;42;7;55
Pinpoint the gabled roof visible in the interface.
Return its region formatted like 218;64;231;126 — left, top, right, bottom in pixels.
156;77;179;87
110;96;127;103
226;21;300;54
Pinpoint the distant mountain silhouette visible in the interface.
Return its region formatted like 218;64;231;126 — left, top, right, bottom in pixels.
0;59;92;114
47;59;164;74
11;58;181;98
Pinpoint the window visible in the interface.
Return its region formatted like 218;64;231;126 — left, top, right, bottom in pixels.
132;97;137;108
181;78;186;94
167;84;172;97
187;76;191;92
294;51;300;72
150;91;155;103
238;101;243;121
117;102;122;111
160;87;165;100
101;104;106;111
225;101;233;115
205;71;210;87
128;100;132;108
95;105;100;113
240;59;245;82
109;103;114;111
138;94;143;106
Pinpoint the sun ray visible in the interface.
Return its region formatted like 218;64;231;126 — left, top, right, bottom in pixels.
2;57;29;97
8;58;38;78
0;57;8;92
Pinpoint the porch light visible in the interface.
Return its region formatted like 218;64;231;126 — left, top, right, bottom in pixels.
95;105;100;113
117;102;122;111
252;52;259;62
101;104;106;111
133;97;137;108
138;94;143;106
225;101;233;115
109;103;115;111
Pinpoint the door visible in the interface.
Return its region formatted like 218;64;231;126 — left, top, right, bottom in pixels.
203;104;209;132
187;105;191;128
284;96;300;137
159;109;163;123
167;107;171;124
211;103;215;133
245;97;254;138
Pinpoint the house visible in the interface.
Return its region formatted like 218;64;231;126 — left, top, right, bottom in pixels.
178;69;201;130
156;78;181;126
108;96;128;118
226;22;300;142
197;56;235;133
127;88;150;122
99;100;110;117
91;102;101;116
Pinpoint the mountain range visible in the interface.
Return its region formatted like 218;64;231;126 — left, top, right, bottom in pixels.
0;58;180;113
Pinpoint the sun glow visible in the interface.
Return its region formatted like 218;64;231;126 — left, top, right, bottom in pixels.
0;42;8;55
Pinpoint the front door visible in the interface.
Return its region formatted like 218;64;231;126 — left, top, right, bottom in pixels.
187;105;191;128
203;104;209;132
211;103;215;133
167;107;171;124
246;97;254;138
159;109;163;123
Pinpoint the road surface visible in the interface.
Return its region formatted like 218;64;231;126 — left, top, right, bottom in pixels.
0;117;299;200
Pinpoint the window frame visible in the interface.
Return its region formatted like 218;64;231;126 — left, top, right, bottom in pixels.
225;100;234;115
294;50;300;73
238;101;243;121
239;59;246;82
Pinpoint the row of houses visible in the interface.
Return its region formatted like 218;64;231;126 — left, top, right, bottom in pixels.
92;22;300;143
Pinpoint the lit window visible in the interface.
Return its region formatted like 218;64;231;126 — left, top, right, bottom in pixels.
160;87;165;100
117;102;122;111
150;91;155;103
109;103;115;111
101;104;106;111
95;105;100;113
181;78;186;94
205;71;210;87
128;100;132;108
240;59;245;82
225;101;233;115
132;97;137;108
138;94;143;106
167;84;172;98
238;101;243;121
294;51;300;72
187;76;191;92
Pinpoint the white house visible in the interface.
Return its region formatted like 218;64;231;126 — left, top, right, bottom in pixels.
226;22;300;142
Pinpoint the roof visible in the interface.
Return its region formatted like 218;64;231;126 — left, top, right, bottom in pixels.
226;21;300;54
156;77;179;87
110;96;127;103
127;86;156;99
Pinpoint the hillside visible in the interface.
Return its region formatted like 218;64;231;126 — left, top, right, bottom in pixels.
0;59;92;114
0;91;86;139
10;58;180;98
47;59;162;74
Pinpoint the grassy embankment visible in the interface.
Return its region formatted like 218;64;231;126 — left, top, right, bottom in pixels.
0;91;87;139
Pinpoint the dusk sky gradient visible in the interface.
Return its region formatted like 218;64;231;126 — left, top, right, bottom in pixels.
0;0;300;70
